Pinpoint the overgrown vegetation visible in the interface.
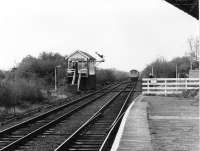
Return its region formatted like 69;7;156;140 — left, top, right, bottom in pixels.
14;52;66;87
0;52;66;112
0;80;44;111
96;68;129;84
0;52;130;112
142;37;199;78
182;90;199;98
141;56;193;78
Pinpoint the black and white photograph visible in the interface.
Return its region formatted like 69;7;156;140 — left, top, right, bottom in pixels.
0;0;199;151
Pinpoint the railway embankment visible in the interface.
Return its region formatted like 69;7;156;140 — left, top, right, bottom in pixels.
112;95;199;151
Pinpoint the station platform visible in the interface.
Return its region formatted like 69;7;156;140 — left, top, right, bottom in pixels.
111;95;199;151
111;95;153;151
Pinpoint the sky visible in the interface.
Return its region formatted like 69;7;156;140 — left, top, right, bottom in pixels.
0;0;198;72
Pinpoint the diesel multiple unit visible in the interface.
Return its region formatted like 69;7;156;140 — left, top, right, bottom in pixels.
129;69;139;82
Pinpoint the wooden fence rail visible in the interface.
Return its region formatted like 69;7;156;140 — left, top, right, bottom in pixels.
142;78;199;96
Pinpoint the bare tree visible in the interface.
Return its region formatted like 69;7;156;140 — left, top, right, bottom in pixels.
188;37;199;70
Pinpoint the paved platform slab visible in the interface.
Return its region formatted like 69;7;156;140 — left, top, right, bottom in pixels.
144;96;199;151
111;95;199;151
111;95;153;151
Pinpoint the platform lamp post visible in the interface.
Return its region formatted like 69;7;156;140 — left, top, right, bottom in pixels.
55;65;61;91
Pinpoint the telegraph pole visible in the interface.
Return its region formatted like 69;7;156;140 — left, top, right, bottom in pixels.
152;66;154;76
55;65;61;91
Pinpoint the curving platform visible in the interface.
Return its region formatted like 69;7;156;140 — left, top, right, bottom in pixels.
111;95;153;151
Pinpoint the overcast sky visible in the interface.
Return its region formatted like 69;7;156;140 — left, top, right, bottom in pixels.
0;0;198;71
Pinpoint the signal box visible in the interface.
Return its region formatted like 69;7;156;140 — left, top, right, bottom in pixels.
66;50;96;91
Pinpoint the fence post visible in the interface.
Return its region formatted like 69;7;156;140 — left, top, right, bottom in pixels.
147;79;149;95
165;79;167;96
141;79;144;94
185;78;187;90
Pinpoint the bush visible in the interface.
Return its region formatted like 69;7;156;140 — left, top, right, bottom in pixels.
13;79;44;103
0;82;16;109
15;52;66;86
0;79;44;110
96;68;129;84
96;69;115;84
182;90;199;98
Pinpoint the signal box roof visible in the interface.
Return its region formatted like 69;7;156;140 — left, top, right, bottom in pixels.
66;50;96;61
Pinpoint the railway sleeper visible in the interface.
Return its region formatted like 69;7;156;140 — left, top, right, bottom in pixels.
93;122;112;125
0;142;12;146
86;129;109;133
77;135;105;140
68;148;99;151
0;138;18;141
83;133;106;136
74;141;102;145
70;144;100;149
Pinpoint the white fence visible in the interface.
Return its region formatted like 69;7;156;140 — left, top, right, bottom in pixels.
142;78;199;96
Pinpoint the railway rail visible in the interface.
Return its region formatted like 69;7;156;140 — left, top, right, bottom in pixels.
0;82;131;151
54;82;137;151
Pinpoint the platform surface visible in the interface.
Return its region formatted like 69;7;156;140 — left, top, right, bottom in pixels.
111;95;153;151
111;95;199;151
146;96;199;151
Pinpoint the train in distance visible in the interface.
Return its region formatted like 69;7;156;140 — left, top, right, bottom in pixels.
129;69;139;82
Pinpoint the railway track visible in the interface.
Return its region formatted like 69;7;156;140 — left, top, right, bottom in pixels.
55;82;137;151
0;82;129;151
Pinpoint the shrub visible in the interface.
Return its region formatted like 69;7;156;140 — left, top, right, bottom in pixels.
182;89;199;98
0;79;44;110
15;52;66;86
13;79;44;103
96;68;129;84
96;69;115;84
0;82;16;109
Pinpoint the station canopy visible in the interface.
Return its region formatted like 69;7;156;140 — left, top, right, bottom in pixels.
165;0;199;19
